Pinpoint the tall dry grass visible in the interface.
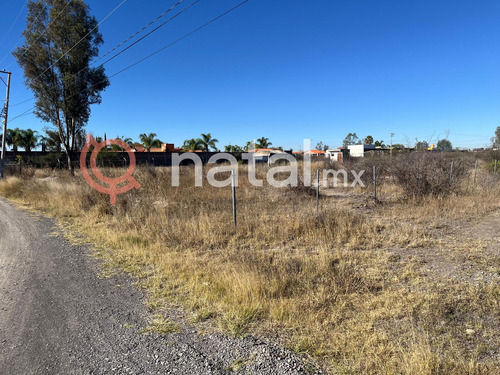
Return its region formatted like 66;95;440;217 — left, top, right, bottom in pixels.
1;157;499;374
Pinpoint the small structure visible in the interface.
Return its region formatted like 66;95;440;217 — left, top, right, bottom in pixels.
347;144;376;157
292;149;326;157
247;148;287;162
304;149;326;156
133;143;182;153
326;148;348;162
347;144;389;157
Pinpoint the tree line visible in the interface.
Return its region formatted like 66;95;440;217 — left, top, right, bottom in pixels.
1;128;65;153
342;132;454;151
182;135;273;152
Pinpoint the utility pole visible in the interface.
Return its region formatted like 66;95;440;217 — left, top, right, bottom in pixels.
390;132;395;157
0;70;12;179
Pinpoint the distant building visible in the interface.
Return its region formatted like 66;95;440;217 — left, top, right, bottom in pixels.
247;148;287;162
347;144;376;157
133;143;182;153
325;147;344;163
292;149;326;156
326;148;348;162
305;149;326;156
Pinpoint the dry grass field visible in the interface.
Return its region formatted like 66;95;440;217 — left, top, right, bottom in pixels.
1;153;499;374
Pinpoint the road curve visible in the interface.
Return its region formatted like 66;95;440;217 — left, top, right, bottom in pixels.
0;198;312;375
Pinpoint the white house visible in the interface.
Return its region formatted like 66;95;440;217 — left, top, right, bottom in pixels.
347;144;376;157
326;148;344;162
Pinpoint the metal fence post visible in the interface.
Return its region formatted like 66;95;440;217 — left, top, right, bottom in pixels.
449;161;454;183
373;165;377;204
316;169;320;212
231;169;237;227
474;160;478;186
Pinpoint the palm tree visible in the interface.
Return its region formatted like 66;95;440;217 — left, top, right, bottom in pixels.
199;133;219;152
122;137;134;147
111;136;134;151
139;133;162;151
183;138;203;151
19;129;39;152
244;141;254;151
4;128;23;153
224;144;242;153
1;130;12;152
139;133;162;162
256;137;272;149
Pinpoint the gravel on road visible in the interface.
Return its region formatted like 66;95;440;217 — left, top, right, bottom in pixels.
0;198;318;374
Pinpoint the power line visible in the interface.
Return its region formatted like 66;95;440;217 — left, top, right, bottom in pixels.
98;0;202;68
0;1;47;66
2;0;73;70
93;0;188;66
10;0;250;122
0;1;29;49
10;0;198;106
10;107;34;123
9;111;32;123
48;0;202;83
10;97;34;108
109;0;249;79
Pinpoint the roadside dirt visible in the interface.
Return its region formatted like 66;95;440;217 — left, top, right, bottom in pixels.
386;209;500;285
0;198;318;374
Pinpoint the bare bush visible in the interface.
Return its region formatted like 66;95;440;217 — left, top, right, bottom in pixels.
390;153;468;198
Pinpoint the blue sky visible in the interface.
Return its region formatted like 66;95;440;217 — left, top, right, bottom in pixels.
1;0;499;150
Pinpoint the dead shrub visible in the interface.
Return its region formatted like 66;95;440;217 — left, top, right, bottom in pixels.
390;153;467;198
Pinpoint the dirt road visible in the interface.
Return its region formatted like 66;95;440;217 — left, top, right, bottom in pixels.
0;198;312;374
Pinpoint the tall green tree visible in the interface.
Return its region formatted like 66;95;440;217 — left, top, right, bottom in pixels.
342;133;360;148
199;133;219;151
13;0;109;173
315;141;329;151
19;129;39;152
364;135;374;145
256;137;272;149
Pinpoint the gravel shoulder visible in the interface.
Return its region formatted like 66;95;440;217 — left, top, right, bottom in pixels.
0;198;316;375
